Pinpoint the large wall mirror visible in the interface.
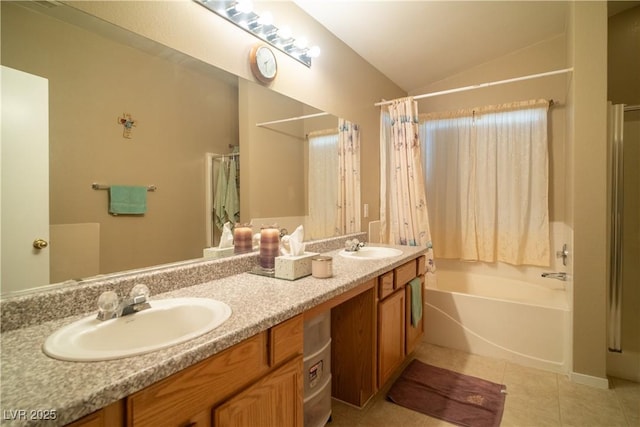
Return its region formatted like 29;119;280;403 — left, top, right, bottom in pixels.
0;1;354;296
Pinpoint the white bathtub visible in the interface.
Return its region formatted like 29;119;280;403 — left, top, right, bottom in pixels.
424;268;571;374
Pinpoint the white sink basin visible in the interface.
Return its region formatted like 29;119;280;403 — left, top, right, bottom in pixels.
43;297;232;362
339;246;403;260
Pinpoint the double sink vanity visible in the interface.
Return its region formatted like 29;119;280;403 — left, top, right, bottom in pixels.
0;234;427;426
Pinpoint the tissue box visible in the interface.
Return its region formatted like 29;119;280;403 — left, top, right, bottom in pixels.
275;252;319;280
203;247;235;259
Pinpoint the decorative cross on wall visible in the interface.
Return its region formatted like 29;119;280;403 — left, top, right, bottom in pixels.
118;113;137;139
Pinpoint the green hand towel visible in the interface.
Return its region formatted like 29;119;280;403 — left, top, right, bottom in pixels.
409;277;423;327
109;185;147;215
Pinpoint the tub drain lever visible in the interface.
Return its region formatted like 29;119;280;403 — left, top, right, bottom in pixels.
541;272;567;281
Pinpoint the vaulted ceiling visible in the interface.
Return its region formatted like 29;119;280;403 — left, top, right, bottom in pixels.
296;1;637;93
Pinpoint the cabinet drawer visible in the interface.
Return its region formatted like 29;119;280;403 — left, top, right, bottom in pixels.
127;332;269;426
270;314;304;367
66;400;124;427
394;259;417;288
417;255;427;275
378;271;394;299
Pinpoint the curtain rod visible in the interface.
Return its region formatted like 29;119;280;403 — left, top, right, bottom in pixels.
624;104;640;112
375;67;574;107
211;152;239;160
256;112;329;127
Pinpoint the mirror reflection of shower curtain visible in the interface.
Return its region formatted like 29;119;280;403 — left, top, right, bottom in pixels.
307;130;339;239
608;103;624;353
336;119;361;234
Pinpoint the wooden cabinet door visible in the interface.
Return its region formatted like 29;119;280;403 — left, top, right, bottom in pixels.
377;290;405;388
214;356;303;427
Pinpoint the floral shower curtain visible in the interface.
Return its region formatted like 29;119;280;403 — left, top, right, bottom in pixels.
420;99;550;266
380;97;434;270
307;129;339;239
336;118;361;234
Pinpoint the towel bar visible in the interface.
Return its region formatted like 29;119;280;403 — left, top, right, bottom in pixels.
92;183;157;192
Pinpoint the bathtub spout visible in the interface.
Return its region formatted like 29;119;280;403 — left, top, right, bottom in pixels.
541;272;567;281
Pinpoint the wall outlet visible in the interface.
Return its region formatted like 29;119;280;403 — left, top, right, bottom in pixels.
363;203;369;218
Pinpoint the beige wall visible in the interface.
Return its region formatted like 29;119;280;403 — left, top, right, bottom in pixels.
570;1;609;382
607;6;640;382
1;3;239;275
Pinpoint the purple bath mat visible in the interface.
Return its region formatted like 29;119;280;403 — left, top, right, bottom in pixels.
387;359;507;427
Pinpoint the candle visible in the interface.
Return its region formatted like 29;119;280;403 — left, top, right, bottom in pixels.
259;227;280;270
233;224;253;254
312;256;333;278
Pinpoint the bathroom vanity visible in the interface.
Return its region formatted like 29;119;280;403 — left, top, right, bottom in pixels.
0;240;427;427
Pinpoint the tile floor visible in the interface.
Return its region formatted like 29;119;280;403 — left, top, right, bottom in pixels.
328;342;640;427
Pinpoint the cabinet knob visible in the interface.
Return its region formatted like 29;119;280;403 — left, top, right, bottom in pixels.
33;239;48;250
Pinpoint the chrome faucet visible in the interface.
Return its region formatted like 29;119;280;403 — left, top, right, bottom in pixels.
541;272;567;281
97;284;151;321
345;238;366;252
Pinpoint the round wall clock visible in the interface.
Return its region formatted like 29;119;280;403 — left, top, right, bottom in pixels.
249;44;277;84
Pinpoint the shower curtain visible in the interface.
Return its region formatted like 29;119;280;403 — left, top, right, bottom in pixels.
380;97;434;269
336;118;361;234
420;99;550;266
307;130;339;238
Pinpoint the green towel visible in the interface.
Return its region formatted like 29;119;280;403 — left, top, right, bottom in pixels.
109;185;147;215
409;277;423;327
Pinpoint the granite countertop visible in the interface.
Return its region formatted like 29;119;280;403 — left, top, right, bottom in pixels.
0;244;426;426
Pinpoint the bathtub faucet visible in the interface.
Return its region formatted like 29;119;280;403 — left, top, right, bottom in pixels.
541;272;567;281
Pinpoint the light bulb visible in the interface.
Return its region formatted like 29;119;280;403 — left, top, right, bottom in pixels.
294;37;308;49
278;26;292;40
258;11;273;26
235;0;253;14
308;45;321;58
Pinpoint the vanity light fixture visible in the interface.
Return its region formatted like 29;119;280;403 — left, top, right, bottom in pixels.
194;0;320;67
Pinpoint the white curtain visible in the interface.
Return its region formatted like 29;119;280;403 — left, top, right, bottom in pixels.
420;99;550;266
336;118;361;234
380;97;435;270
307;130;339;239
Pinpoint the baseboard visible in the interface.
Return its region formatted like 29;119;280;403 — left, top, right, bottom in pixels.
570;371;610;389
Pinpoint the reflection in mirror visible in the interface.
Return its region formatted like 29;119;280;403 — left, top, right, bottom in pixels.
241;85;361;242
0;1;359;297
2;1;238;295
